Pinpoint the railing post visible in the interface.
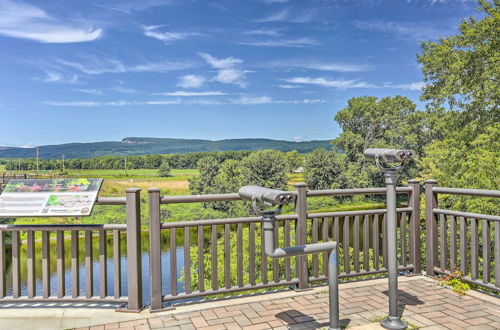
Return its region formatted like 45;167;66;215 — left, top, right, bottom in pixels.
125;188;142;311
148;188;163;312
294;183;309;290
408;179;421;274
424;180;438;276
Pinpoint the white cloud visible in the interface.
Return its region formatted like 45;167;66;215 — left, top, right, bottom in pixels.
256;8;315;23
199;53;243;69
284;76;425;90
44;96;325;107
352;19;450;40
244;29;281;36
199;53;247;87
74;88;102;95
155;91;226;96
284;77;373;89
0;0;102;43
93;0;172;14
109;86;139;93
277;84;302;89
269;60;371;72
264;0;289;3
230;96;273;105
240;37;319;48
177;75;206;88
292;136;304;142
44;100;132;107
34;71;79;84
55;56;195;75
143;25;200;44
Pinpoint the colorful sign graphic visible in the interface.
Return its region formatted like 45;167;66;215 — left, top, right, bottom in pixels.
0;178;103;217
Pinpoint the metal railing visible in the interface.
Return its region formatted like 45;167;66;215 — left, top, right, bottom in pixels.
425;180;500;292
0;188;142;311
148;181;422;310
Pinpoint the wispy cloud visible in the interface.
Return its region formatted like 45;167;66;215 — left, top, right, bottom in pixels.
155;91;227;96
268;60;371;72
277;84;302;89
35;71;79;84
263;0;289;4
109;86;139;93
244;29;282;36
93;0;172;14
199;52;247;87
44;96;325;107
284;77;373;89
240;37;319;48
55;56;195;75
143;25;200;44
0;0;102;43
74;88;102;95
352;19;451;40
256;8;316;23
177;75;206;88
284;76;425;90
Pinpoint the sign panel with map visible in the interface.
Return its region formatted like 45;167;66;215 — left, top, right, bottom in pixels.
0;178;103;217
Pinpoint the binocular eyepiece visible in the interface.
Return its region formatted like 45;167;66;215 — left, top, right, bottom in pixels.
364;148;414;164
238;186;295;206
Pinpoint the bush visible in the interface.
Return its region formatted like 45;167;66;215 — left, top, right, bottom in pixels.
157;162;171;177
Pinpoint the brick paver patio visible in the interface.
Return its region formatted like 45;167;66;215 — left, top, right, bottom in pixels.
76;276;500;330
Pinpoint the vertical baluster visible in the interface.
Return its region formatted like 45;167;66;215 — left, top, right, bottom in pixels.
343;216;350;274
224;224;231;289
440;214;447;270
237;223;243;287
460;217;467;275
312;218;319;278
249;223;256;286
382;214;388;268
353;216;360;273
170;228;177;296
211;225;218;291
12;231;20;298
373;214;380;270
322;218;329;276
449;216;457;270
71;231;80;298
184;227;191;294
113;230;121;299
99;230;107;298
85;231;93;298
284;220;291;281
363;215;370;271
400;212;407;267
261;223;268;284
273;222;279;283
57;231;65;298
333;217;339;243
482;220;490;284
42;231;51;298
0;231;5;298
471;218;478;280
27;230;35;298
494;222;500;289
197;225;204;292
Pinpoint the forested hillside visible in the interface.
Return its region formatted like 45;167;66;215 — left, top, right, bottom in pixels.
0;137;332;159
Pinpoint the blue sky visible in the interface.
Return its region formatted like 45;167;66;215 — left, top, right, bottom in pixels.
0;0;480;146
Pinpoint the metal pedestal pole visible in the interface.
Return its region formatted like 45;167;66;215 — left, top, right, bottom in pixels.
380;172;407;330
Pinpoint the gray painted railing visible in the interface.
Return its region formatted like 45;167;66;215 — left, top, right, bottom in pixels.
0;188;142;311
148;181;422;310
425;180;500;292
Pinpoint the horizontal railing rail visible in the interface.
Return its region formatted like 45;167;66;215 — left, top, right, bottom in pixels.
148;180;422;310
425;180;500;292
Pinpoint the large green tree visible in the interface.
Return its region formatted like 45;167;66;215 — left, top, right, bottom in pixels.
333;95;426;187
303;149;347;190
418;0;499;198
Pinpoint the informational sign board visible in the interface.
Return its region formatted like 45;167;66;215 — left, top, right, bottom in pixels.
0;178;103;217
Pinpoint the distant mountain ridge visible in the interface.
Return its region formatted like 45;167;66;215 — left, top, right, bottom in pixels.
0;137;333;159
